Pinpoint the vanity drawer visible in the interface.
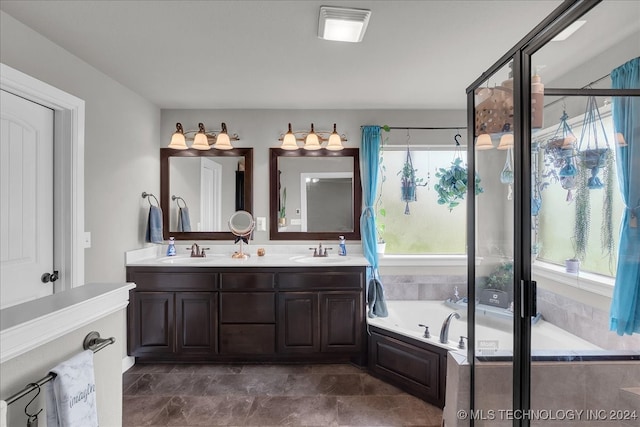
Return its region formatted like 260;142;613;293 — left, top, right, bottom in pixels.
278;271;363;290
219;292;275;323
220;272;274;290
127;269;218;291
220;324;275;354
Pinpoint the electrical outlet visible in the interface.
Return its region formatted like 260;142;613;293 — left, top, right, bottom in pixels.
256;217;266;231
84;231;92;248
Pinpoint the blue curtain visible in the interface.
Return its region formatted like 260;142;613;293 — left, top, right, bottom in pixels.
610;57;640;336
361;126;387;317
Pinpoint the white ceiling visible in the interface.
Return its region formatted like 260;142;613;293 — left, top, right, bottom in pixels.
1;0;637;110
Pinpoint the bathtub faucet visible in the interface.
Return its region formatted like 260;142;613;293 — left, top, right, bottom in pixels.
440;312;461;344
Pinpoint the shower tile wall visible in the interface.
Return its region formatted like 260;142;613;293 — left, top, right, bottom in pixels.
381;275;465;301
537;288;640;351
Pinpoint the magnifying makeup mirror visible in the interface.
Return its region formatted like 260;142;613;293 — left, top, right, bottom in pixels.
228;210;254;259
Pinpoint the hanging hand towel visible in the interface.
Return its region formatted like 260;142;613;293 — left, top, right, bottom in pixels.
45;350;98;427
0;400;7;427
177;207;191;232
367;276;388;318
145;205;163;243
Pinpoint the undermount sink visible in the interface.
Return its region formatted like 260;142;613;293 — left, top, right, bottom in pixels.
158;256;212;264
289;255;350;264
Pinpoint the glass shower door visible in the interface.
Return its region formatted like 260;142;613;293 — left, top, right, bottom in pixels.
470;60;516;427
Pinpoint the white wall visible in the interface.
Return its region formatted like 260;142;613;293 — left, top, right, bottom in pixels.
0;11;161;285
161;109;468;245
0;310;125;427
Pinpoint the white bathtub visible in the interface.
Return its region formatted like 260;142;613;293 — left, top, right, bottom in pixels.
366;300;601;354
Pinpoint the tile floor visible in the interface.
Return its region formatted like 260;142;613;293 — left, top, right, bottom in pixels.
123;363;443;426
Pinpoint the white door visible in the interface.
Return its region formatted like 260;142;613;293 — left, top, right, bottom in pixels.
200;158;222;231
1;90;55;309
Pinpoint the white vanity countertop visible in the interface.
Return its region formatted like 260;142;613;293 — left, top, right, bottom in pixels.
125;244;369;268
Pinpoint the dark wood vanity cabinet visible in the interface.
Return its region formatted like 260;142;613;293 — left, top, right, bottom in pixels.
126;266;366;363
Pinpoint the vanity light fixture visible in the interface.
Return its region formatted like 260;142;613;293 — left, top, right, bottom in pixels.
168;122;240;150
497;133;514;150
304;124;321;150
475;133;493;150
318;6;371;43
278;123;347;151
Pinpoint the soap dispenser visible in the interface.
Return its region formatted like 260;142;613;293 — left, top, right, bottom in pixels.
167;237;176;256
338;235;347;256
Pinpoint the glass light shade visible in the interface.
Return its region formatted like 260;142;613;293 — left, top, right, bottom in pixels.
616;132;627;147
281;132;298;150
326;132;344;151
497;133;514;150
561;135;577;148
475;133;493;150
304;132;321;150
192;132;211;150
168;131;188;150
213;132;233;150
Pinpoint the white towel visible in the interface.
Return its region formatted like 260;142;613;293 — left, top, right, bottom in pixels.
0;400;7;427
45;350;98;427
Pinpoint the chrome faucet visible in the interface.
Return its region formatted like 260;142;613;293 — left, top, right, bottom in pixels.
440;312;461;344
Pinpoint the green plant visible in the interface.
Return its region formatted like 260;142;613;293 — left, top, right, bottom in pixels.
484;261;514;295
573;164;590;260
434;157;483;211
279;187;287;219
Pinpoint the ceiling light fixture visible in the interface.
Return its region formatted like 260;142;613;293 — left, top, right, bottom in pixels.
278;123;347;150
551;20;586;42
318;6;371;43
168;122;240;150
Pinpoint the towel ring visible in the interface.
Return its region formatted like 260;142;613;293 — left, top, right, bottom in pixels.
24;382;43;421
141;191;159;207
171;195;188;209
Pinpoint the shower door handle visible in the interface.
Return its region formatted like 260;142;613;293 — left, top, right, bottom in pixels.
520;279;537;318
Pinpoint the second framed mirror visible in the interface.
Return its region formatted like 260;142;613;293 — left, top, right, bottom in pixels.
269;148;361;240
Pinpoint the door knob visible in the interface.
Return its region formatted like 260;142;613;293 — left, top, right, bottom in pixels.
41;270;59;283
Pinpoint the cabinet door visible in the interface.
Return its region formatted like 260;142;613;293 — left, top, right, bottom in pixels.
321;291;362;352
277;292;319;353
131;292;175;355
176;292;217;355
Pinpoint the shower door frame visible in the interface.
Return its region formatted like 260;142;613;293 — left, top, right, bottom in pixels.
462;0;634;425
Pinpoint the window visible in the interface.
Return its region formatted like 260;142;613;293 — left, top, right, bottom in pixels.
534;107;623;277
377;148;467;254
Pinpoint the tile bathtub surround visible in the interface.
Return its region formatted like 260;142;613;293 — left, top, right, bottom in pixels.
536;288;640;350
123;363;443;426
381;275;465;301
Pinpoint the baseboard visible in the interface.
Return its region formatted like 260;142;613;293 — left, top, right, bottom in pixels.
122;355;135;373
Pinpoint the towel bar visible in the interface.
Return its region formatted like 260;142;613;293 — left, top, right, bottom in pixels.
3;331;115;406
141;191;159;206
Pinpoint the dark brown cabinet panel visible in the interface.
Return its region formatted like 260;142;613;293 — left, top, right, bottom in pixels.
321;292;362;352
220;292;275;323
368;329;447;408
220;324;276;354
132;292;175;355
220;272;274;290
278;270;363;290
176;292;217;354
277;292;320;353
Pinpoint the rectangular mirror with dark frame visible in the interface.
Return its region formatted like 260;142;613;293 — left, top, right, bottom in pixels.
269;148;361;241
160;147;253;240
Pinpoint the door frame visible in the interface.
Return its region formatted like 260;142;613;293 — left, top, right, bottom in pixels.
1;63;85;292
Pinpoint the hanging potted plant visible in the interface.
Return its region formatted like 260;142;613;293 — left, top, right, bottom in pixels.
434;157;483;211
397;147;427;215
573;96;615;269
278;187;287;227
